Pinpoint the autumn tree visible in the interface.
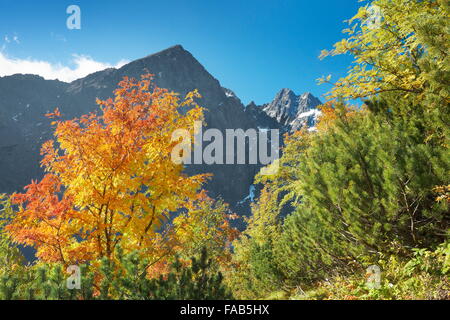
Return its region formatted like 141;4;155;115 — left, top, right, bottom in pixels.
320;0;449;144
6;75;212;264
320;0;449;104
171;192;239;266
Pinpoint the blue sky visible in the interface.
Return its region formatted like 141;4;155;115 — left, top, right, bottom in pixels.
0;0;363;105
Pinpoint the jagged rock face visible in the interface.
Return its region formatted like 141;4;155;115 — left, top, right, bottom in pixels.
244;101;285;133
261;88;322;131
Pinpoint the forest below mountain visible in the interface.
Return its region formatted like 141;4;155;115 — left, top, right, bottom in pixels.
0;0;448;300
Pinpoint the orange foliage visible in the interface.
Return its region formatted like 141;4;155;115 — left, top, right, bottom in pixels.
7;74;236;265
316;100;361;132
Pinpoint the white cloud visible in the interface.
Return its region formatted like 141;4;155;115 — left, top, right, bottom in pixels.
12;36;19;44
0;53;129;82
4;36;10;43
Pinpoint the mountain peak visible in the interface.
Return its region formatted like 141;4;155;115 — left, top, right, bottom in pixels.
70;44;225;104
153;44;184;54
276;88;296;97
141;44;187;60
261;89;322;131
299;92;322;108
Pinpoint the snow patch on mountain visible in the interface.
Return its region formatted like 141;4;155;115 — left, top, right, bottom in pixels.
238;185;256;205
260;89;322;132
